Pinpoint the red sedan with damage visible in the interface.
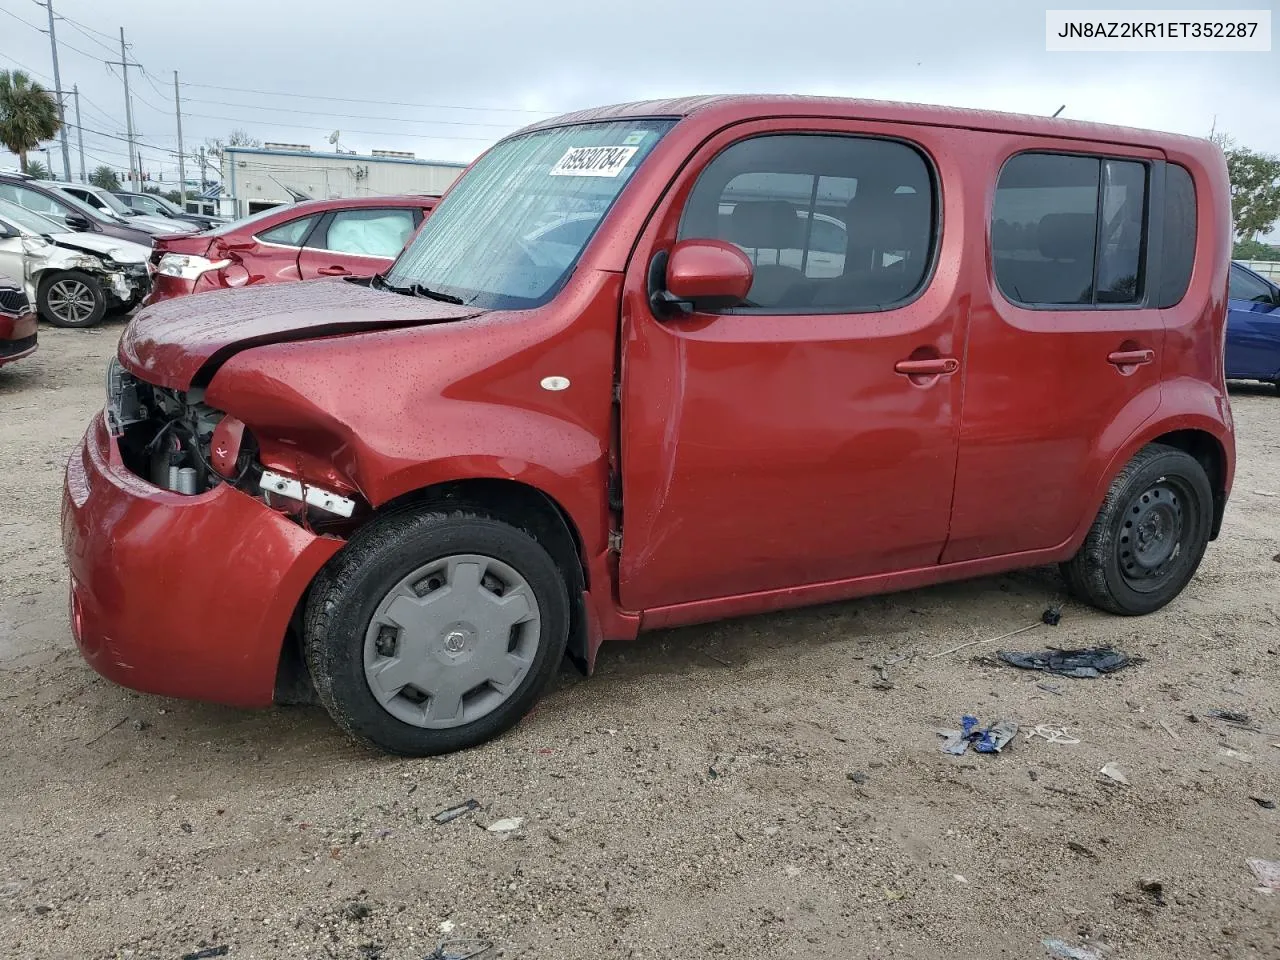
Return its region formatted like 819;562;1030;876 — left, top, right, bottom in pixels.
145;195;437;304
0;280;37;367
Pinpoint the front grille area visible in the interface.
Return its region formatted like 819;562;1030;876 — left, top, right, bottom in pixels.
0;288;30;313
0;334;36;358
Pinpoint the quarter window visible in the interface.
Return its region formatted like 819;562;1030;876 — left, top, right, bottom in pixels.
1158;164;1196;307
677;134;935;311
257;216;316;247
992;152;1149;307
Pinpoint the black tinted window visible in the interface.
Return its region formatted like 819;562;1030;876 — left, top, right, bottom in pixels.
678;135;934;311
993;153;1148;307
1158;164;1196;307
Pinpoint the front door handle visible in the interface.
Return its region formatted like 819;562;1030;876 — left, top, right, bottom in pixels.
895;357;959;376
1107;349;1155;367
317;265;350;276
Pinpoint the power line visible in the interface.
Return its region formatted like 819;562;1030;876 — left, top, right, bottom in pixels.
173;95;534;130
178;80;559;116
0;4;106;62
177;111;505;143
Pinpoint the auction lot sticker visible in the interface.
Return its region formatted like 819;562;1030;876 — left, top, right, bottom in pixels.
550;146;639;177
1047;9;1271;51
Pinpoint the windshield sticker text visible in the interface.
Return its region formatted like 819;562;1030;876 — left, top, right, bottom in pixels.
549;146;639;178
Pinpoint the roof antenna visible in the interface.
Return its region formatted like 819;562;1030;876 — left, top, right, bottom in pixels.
1051;105;1066;118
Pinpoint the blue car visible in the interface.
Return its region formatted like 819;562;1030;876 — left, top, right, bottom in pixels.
1226;261;1280;392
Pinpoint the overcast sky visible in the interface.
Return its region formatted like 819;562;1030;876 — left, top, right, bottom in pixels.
1;1;1275;200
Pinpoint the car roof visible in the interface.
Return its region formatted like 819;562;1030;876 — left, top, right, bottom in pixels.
515;95;1215;154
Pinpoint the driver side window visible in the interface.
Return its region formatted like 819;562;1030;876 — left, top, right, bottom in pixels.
676;134;936;311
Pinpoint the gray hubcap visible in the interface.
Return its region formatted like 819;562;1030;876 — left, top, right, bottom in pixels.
363;554;540;729
47;279;96;324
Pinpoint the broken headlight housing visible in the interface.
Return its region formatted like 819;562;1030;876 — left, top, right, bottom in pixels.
156;253;229;281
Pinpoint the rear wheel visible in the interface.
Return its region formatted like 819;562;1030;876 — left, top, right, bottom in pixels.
304;509;570;755
38;271;106;328
1061;443;1212;615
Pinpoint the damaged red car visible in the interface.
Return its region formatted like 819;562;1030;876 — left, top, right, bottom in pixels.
144;195;438;304
64;96;1235;755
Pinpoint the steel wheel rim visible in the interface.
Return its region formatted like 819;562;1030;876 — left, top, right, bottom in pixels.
362;553;541;729
1118;479;1190;593
47;279;95;324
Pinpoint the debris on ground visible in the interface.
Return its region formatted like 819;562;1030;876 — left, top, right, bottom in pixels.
1138;877;1166;905
432;800;481;824
1036;682;1064;696
937;716;1018;755
1066;841;1099;862
425;939;494;960
1250;797;1276;810
930;621;1042;659
1042;937;1106;959
1207;709;1252;724
1041;606;1062;626
1157;719;1180;742
847;771;868;784
1220;748;1254;764
870;661;895;690
999;647;1136;679
1246;858;1280;892
485;817;524;833
1024;725;1080;745
343;901;373;921
1099;762;1130;786
182;948;229;960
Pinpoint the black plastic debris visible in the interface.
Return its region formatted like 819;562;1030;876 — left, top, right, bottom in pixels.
1041;606;1062;626
999;647;1135;678
432;800;480;824
1251;796;1277;810
182;948;229;960
1207;709;1251;724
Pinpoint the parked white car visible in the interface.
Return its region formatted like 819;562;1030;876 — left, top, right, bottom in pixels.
0;198;151;327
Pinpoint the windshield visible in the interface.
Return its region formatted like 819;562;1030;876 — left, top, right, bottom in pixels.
385;118;676;309
0;197;65;235
93;189;133;216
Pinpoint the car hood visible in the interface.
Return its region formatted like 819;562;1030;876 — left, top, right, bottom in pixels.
127;213;193;234
45;232;150;264
119;276;485;390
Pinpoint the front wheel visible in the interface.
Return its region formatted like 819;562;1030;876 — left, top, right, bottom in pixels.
38;271;107;328
304;509;570;755
1061;443;1213;616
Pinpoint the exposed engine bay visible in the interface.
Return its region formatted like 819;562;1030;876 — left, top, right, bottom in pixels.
105;357;357;527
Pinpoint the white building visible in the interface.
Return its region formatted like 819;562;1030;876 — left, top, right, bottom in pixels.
218;145;468;219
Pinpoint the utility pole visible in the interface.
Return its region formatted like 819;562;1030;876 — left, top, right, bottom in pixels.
108;28;140;191
173;71;186;208
72;85;85;183
44;0;72;181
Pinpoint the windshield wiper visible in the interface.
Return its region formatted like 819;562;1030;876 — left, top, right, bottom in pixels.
373;273;464;304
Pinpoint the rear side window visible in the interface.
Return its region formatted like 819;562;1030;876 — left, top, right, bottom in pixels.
678;134;935;312
317;208;417;258
257;216;316;247
1158;164;1196;308
992;153;1148;307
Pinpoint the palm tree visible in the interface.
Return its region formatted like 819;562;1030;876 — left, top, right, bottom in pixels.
25;159;52;180
89;165;121;190
0;70;61;174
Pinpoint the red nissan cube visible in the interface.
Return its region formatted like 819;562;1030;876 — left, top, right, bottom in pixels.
66;96;1234;756
144;195;438;304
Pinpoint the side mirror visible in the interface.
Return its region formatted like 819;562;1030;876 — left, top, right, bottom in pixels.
0;222;15;240
653;239;754;314
64;213;91;231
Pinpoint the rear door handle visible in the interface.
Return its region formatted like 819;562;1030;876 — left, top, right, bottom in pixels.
895;357;959;376
317;265;350;276
1107;349;1154;366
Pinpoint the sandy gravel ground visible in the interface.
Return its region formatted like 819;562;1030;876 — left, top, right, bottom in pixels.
1;323;1278;960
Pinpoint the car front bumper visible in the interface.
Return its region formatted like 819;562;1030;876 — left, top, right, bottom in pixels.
61;412;342;707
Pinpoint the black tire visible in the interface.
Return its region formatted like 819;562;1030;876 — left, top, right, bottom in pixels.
37;270;107;328
1060;443;1213;616
304;509;570;756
